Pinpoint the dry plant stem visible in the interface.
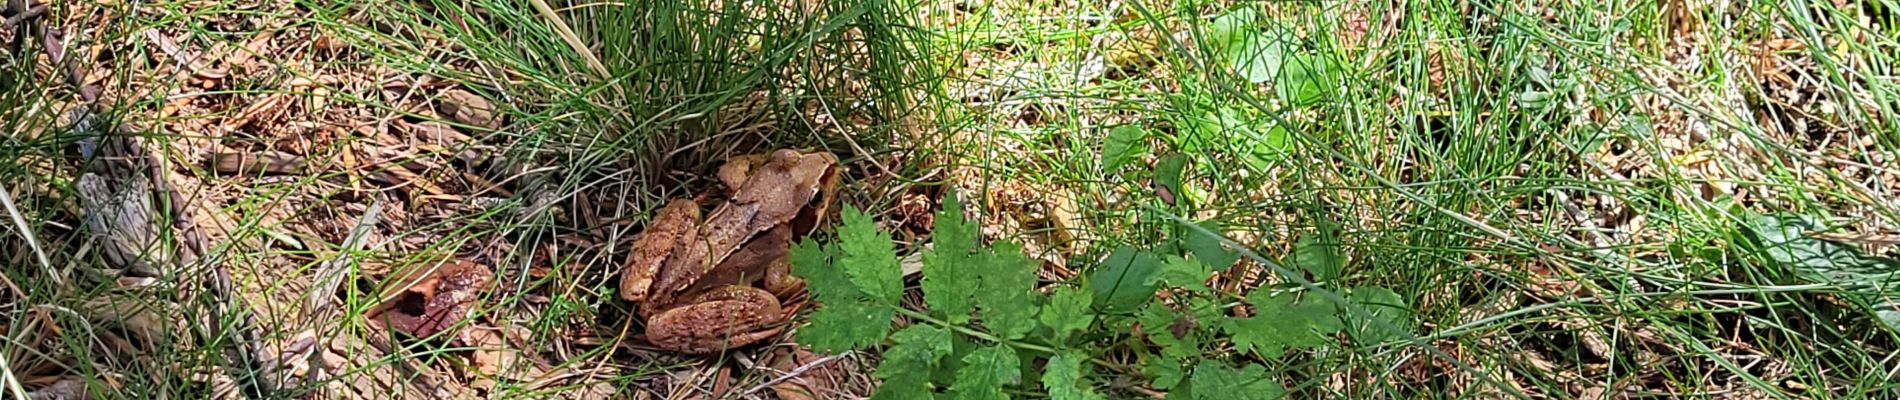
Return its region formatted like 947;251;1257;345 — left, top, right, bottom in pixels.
0;350;28;400
526;0;621;96
0;183;61;288
735;352;849;398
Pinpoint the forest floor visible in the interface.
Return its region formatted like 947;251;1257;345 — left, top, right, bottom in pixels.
1;0;1897;398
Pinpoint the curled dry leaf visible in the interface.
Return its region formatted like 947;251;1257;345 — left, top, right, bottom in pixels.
367;258;494;338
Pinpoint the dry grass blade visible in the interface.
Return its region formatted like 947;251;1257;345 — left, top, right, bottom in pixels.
0;183;60;288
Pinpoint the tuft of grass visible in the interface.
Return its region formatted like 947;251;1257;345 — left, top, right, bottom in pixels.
930;0;1897;397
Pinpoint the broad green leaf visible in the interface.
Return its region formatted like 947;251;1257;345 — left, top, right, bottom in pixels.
872;325;954;400
1342;286;1414;345
923;192;980;323
798;301;894;353
1230;32;1285;83
1205;8;1286;83
1290;234;1343;282
977;242;1040;339
1154;153;1188;207
1249;124;1293;166
1276;54;1334;106
1224;292;1340;358
1743;214;1900;332
1146;254;1213;293
1039;287;1096;342
948;346;1021;400
1183;220;1240;269
1043;352;1106;400
1102;125;1149;171
1087;246;1161;313
1187;361;1286;400
839;205;904;304
1205;7;1256;52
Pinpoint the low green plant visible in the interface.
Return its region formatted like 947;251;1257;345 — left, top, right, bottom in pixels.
791;194;1415;398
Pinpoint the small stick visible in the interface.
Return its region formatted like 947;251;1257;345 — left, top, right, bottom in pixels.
735;352;849;398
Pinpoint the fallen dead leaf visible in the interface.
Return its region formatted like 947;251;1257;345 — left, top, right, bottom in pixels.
366;258;495;339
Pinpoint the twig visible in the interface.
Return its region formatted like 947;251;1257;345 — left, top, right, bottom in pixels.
0;4;43;27
735;352;849;398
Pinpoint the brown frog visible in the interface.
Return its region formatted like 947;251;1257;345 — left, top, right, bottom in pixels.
619;150;841;354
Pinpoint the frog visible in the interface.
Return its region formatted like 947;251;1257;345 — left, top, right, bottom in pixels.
619;149;841;354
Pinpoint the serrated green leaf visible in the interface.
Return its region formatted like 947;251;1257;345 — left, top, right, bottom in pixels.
1290;234;1343;282
923;193;980;323
977;242;1040;339
1102;125;1149;171
868;383;932;400
1342;286;1414;345
1139;303;1203;360
798;301;894;353
871;326;955;400
1043;352;1106;400
839;205;904;304
1146;255;1212;293
948;346;1020;400
1039;287;1096;342
1188;361;1285;400
877;325;954;379
1144;357;1186;390
932;189;979;257
1088;246;1160;314
793;239;860;304
1225;292;1339;359
1184;221;1240;269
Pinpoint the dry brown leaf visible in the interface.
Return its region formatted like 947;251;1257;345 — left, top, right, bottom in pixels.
366;258;494;338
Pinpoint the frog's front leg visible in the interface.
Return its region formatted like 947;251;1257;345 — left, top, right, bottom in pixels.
620;199;700;303
644;286;786;354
